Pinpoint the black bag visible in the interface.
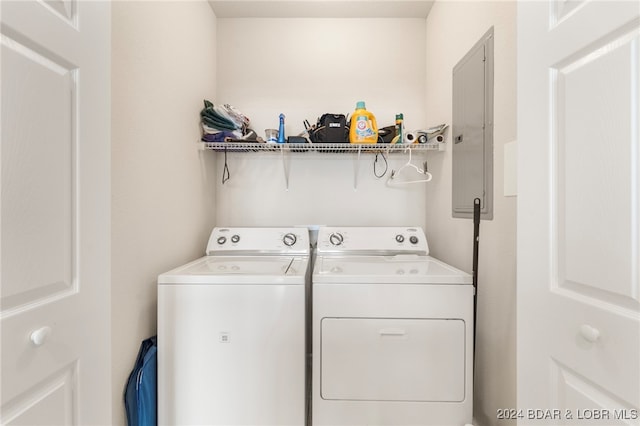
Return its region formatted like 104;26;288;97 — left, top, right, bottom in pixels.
306;114;349;143
124;336;157;426
377;125;397;144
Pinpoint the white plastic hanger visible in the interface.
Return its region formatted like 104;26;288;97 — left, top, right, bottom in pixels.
386;147;433;185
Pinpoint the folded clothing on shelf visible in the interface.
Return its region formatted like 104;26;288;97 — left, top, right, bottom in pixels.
200;99;259;142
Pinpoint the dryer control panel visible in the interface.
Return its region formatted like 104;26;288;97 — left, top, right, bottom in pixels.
206;227;310;255
317;227;429;256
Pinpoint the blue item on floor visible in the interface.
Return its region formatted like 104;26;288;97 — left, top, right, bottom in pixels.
124;336;157;426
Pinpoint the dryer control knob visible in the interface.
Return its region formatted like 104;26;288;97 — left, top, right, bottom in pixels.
231;234;240;243
329;233;344;246
217;236;227;245
410;236;419;244
283;233;297;247
395;234;405;243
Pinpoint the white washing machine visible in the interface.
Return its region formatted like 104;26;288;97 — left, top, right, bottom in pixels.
158;227;309;426
312;226;474;426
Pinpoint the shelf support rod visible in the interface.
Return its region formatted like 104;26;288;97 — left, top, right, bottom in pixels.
353;145;362;190
281;145;290;190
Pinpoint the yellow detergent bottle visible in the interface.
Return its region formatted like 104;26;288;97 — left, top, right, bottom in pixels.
349;101;378;144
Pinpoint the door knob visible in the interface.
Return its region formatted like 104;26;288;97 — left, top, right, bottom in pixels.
30;326;52;346
579;324;600;343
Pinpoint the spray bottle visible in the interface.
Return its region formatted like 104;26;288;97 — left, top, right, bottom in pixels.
278;113;286;143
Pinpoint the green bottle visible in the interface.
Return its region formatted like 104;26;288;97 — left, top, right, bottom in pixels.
395;113;404;144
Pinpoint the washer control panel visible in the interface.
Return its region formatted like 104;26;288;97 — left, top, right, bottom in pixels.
317;227;428;255
206;227;309;255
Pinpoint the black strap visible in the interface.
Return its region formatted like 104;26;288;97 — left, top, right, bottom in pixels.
222;148;230;184
373;152;388;178
472;198;481;361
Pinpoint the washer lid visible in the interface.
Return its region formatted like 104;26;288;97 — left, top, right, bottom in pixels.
158;255;309;285
313;255;471;284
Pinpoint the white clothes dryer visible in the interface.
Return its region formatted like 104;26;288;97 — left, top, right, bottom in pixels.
312;226;473;426
158;227;309;426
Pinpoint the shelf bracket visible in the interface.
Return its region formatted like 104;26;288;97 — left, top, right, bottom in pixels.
281;145;291;190
352;145;362;190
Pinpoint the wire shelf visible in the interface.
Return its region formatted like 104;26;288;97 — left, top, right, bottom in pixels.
200;141;445;153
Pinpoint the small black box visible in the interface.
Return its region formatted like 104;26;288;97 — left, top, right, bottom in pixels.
287;136;309;152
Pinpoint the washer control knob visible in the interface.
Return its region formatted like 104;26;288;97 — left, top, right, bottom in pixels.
410;236;419;244
231;234;240;243
217;236;227;245
329;233;344;246
395;234;405;243
283;233;297;247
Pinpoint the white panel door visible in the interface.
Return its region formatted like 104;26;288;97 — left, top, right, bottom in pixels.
518;1;640;424
1;1;111;424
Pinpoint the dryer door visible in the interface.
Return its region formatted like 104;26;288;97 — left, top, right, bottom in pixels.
320;317;466;402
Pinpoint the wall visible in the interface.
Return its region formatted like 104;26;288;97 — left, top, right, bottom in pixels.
108;5;515;424
214;18;431;228
424;2;517;426
111;1;217;424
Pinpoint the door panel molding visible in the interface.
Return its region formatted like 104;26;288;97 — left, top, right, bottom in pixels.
551;359;637;419
550;0;588;29
41;0;78;29
0;361;78;425
1;31;79;314
550;19;640;310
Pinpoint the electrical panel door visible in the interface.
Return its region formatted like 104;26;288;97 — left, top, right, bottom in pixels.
452;28;494;219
